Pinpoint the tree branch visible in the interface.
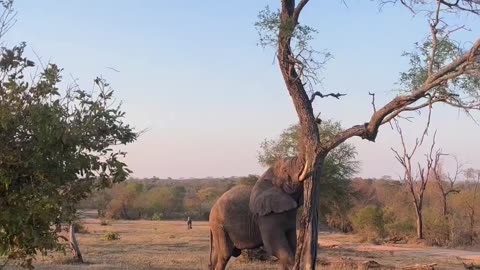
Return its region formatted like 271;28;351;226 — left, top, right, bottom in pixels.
369;92;377;112
323;37;480;153
309;91;346;102
293;0;310;23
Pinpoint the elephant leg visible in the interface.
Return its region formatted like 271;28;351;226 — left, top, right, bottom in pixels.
286;228;297;256
259;223;293;270
212;226;234;270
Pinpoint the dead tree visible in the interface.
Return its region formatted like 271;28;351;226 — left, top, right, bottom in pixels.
391;121;437;239
260;0;480;268
432;154;461;217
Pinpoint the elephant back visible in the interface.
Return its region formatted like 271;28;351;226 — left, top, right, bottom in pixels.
209;185;262;249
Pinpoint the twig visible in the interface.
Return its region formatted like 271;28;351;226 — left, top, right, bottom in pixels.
369;92;377;112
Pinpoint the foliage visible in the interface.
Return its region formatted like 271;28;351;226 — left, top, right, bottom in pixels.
102;231;120;241
399;38;480;106
86;179;230;221
255;5;331;89
257;120;358;229
352;207;386;242
0;42;137;265
255;5;317;51
383;206;415;239
237;174;258;186
423;210;450;246
151;213;163;221
384;220;415;240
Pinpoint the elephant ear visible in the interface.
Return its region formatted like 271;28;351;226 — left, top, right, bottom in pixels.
249;180;298;216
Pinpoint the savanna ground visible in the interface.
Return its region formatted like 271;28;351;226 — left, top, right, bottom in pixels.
6;211;480;270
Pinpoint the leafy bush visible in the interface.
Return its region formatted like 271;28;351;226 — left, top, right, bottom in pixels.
102;231;120;241
385;221;415;239
151;212;164;221
424;211;450;246
352;207;385;242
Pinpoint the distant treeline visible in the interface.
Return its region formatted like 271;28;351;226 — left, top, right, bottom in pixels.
80;172;480;247
78;175;257;221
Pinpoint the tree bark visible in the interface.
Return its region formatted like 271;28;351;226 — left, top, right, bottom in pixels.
294;158;325;269
415;207;423;240
470;212;475;245
442;194;448;217
69;223;83;263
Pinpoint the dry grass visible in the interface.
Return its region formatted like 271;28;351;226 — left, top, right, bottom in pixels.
4;218;480;269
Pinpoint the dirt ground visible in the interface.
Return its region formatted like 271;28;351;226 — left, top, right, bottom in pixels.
4;217;480;270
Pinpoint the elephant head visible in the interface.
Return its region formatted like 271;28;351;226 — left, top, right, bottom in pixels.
249;156;308;216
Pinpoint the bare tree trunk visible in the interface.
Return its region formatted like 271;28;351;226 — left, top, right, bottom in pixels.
69;223;83;263
121;204;130;220
415;207;423;239
469;211;475;245
442;195;448;217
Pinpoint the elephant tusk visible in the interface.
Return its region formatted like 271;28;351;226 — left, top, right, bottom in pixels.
298;157;310;182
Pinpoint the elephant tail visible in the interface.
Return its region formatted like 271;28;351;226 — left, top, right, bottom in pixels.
208;229;213;268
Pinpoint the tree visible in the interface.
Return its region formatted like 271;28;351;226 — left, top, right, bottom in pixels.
256;1;479;268
107;182;144;219
391;121;438;239
432;154;461;217
170;186;187;214
258;120;358;227
0;3;137;266
92;190;113;218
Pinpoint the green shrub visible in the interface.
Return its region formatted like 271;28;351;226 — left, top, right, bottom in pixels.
151;212;164;221
352;207;385;242
102;231;120;241
385;220;415;239
424;211;450;246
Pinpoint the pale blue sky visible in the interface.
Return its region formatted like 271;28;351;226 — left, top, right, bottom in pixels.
7;1;480;178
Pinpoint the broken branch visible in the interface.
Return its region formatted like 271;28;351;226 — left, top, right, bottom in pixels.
309;91;346;103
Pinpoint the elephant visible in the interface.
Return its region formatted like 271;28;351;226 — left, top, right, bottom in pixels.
208;156;308;270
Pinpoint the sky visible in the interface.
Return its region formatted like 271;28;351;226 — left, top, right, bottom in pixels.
6;1;480;179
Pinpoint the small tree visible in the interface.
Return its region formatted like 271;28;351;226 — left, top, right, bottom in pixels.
391;121;438;240
0;7;137;265
432;154;461;217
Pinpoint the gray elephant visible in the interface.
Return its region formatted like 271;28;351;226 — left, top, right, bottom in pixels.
208;156;307;270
